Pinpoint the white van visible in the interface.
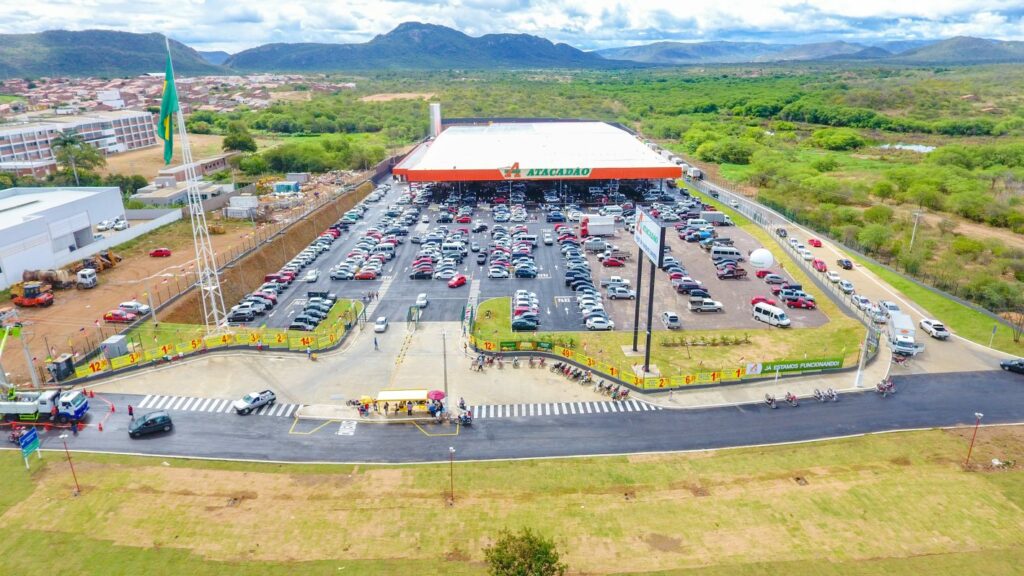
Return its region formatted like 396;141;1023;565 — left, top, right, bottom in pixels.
753;302;791;327
602;205;623;217
710;246;744;261
372;244;395;259
686;218;710;228
441;242;466;256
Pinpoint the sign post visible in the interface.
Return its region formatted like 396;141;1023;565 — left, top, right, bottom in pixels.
632;208;666;372
19;427;41;470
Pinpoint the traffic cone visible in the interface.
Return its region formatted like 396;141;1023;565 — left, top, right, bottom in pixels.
77;422;84;431
88;389;95;398
44;422;52;431
98;422;103;432
110;404;115;413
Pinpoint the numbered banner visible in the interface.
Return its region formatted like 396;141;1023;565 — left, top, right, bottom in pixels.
558;347;574;359
268;330;289;348
608;366;619;377
657;377;669;388
482;340;496;351
110;352;142;370
204;335;228;349
289;335;316;351
630;374;643;386
583;356;597;367
721;366;745;381
74;357;110;378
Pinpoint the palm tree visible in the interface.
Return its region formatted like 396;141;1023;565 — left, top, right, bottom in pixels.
51;131;105;186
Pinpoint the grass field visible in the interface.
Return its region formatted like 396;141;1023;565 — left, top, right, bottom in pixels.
2;427;1022;575
100;134;278;177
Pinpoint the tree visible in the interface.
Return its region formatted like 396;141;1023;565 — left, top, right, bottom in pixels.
863;205;893;224
51;131;106;186
223;129;257;153
484;528;566;576
858;223;892;253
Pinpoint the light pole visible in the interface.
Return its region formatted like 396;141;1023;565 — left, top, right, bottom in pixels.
909;211;923;253
448;446;456;505
442;331;448;403
964;412;984;469
58;433;81;496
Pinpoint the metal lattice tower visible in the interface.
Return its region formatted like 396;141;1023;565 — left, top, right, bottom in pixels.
169;78;227;334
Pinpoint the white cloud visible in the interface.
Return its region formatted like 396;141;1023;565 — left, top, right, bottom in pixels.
4;0;1024;52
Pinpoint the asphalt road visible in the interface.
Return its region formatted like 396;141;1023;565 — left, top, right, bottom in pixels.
23;370;1023;464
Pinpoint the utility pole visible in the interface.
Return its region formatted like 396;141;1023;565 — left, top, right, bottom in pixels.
964;412;984;468
442;331;448;402
59;433;81;496
448;446;456;505
909;211;923;253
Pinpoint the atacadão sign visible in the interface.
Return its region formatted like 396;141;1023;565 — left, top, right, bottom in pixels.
633;207;665;266
501;162;592;179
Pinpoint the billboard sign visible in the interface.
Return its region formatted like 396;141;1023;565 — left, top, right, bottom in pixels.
745;357;844;375
633;207;665;266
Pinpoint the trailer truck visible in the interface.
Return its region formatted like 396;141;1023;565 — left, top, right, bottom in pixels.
0;390;89;423
687;167;703;180
887;312;920;355
700;211;734;226
581;215;615;237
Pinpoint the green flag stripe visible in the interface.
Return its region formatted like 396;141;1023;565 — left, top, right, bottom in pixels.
156;52;179;165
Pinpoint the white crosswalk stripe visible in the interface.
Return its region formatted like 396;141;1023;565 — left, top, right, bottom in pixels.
472;399;662;419
127;395;300;418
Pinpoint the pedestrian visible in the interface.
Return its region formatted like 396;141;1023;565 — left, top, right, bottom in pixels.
128;404;134;420
306;346;312;360
374;337;379;351
407;402;413;416
373;401;379;413
384;401;389;414
50;404;58;421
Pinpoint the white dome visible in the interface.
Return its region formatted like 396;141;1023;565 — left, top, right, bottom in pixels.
749;248;775;269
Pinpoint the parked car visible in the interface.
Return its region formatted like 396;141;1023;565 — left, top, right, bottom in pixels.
919;318;951;340
304;269;320;282
512;318;538;332
755;269;776;279
786;297;816;310
825;271;841;283
851;295;871;311
750;296;777;307
128;411;173;438
775;227;788;238
232;390;276;415
812;258;828;273
661;311;681;329
602;257;625;267
103;309;137;324
149;248;172;257
838;280;854;294
586;316;614;331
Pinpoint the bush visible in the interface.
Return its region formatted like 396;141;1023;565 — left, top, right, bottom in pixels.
810;128;865;151
863;205;893;224
484;528;566;576
810;155;839;172
695;138;759;165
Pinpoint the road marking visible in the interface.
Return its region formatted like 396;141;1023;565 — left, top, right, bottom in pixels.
154;396;172;409
181;397;199;411
139;394;154;408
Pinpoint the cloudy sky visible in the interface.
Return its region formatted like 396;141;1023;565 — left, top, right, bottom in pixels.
7;0;1024;52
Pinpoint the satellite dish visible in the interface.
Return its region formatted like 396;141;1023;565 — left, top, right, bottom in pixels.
749;248;774;269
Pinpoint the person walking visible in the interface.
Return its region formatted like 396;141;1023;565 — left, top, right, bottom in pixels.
374;337;379;351
128;404;134;420
306;347;312;360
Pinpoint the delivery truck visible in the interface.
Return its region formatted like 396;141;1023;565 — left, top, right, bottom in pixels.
887;312;921;356
581;215;615;237
700;211;734;226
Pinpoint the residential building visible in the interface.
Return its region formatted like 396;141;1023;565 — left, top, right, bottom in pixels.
156;153;236;182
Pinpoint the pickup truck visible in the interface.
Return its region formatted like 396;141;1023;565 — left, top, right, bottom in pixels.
688;297;724;313
717;267;748;279
232;389;277;415
607;285;637;300
597;249;630;262
600;276;631;288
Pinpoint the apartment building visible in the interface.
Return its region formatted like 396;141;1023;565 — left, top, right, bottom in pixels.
0;110;157;178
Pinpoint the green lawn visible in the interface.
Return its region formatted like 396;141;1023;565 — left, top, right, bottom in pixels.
0;94;22;104
2;427;1023;575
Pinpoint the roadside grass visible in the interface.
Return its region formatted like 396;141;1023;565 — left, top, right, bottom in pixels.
2;428;1023;574
853;256;1023;355
111;218;255;259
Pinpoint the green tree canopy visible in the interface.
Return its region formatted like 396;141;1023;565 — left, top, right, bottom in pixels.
484;528;566;576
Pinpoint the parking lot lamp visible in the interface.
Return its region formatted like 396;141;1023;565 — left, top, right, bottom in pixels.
59;433;81;496
965;412;984;468
449;446;456;504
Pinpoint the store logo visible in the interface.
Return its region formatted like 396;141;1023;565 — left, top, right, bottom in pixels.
501;162;592;179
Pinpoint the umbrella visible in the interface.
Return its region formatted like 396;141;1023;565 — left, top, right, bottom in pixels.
427;390;446;400
359;395;373;404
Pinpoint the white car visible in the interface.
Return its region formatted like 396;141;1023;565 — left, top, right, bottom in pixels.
729;199;740;208
96;220;113;231
415;293;428;308
304;270;320;282
374;316;388;333
838;280;854;294
661;311;681;329
800;250;814;261
119;300;152;315
826;271;841;283
586;316;614;331
920;318;950;340
488;267;510;279
851;295;871;311
113;220;129;231
433;269;457;280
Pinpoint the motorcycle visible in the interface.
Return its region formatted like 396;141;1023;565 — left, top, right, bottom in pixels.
876;378;896;397
785;392;799;407
764;393;778;409
551;361;563;373
512;357;520;369
618;389;630;401
610;384;620;398
528;357;535;368
593;379;604;393
457;413;473;426
827;388;839;402
813;389;827;403
538;358;546;368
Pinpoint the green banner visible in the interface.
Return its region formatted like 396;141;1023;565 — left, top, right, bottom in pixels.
499;341;518;352
536;342;553;350
748;357;844;375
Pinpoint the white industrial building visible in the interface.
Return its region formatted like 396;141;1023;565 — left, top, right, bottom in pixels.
0;187;126;288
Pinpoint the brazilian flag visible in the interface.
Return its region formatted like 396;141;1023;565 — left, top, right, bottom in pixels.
156;52;179;165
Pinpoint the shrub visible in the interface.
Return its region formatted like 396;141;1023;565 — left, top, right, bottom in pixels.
810;128;865;151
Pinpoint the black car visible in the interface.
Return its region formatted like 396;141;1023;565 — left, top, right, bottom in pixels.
437;214;453;223
1001;359;1024;375
476;252;488;265
472;223;488;233
675;282;702;294
775;227;788;238
837;258;854;270
129;411;173;438
689;288;711;299
410;270;433;280
515;268;537;278
511;318;539;332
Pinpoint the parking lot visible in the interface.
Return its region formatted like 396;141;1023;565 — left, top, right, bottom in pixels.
235;177;831;335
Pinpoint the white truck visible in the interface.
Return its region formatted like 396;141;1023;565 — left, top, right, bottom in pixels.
888;312;921;355
687;167;703;180
700;211;734;226
0;389;90;423
582;215;616;236
688;297;723;313
600;276;631;289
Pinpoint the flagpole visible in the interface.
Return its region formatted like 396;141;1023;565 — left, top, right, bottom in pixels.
163;37;228;334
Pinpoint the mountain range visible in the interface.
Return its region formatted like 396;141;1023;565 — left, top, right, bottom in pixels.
1;24;1024;79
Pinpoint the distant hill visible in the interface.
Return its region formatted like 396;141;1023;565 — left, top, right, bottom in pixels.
198;50;232;65
0;30;224;78
595;41;793;64
873;40;937;55
894;36;1024;63
758;41;867;61
225;22;625;71
823;46;893;61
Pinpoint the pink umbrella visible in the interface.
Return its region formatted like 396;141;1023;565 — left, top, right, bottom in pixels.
427;390;446;401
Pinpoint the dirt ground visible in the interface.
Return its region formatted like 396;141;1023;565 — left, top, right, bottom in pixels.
358;92;436;102
3;218;265;384
100;134;226;178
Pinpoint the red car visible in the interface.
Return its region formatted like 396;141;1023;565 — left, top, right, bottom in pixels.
668;271;685;280
812;258;827;273
808;238;822;247
103;310;137;324
456;215;472;223
603;258;625;267
751;296;777;307
355;270;378;280
787;298;816;309
149;248;172;257
755;269;776;279
448;274;467;288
